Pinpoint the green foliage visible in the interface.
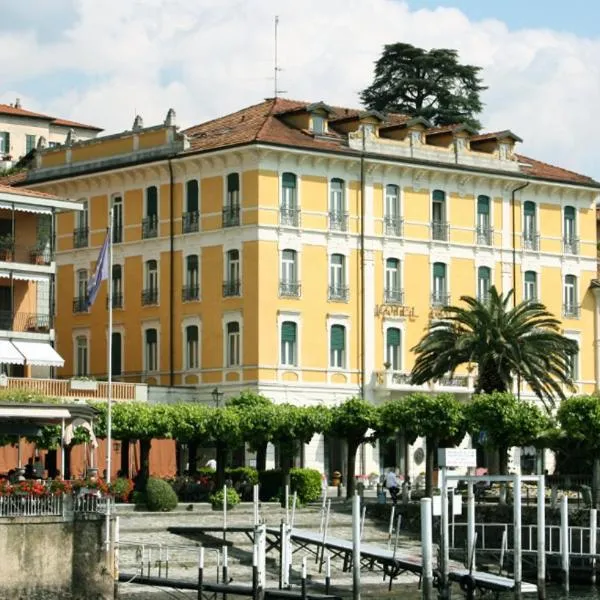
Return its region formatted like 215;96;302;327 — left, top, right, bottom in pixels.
360;42;486;130
0;389;62;404
203;406;243;447
169;403;209;443
327;397;378;443
210;487;240;510
109;477;134;503
410;287;577;410
381;393;465;445
226;467;259;486
112;402;173;441
226;391;272;409
290;468;322;504
465;392;550;450
145;477;178;512
557;396;600;453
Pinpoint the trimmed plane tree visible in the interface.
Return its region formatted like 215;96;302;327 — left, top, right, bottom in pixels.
327;397;379;498
380;393;465;496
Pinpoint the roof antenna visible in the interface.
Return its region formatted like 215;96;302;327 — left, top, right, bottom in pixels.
274;16;286;97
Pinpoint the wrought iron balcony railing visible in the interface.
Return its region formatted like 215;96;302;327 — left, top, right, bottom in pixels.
328;285;349;301
112;226;123;244
106;293;123;309
73;296;88;313
563;237;580;255
563;304;580;319
384;216;404;237
279;281;301;298
328;211;349;232
182;285;200;301
523;232;540;251
73;227;89;248
431;292;450;307
141;288;158;305
384;288;404;305
222;205;240;228
0;311;51;333
431;220;449;242
222;280;241;297
476;226;493;246
142;216;158;239
279;206;300;227
182;211;199;234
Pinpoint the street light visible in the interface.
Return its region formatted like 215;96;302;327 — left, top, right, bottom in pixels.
211;387;224;407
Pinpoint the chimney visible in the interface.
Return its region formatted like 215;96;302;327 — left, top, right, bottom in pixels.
132;115;144;131
15;98;21;109
164;108;176;127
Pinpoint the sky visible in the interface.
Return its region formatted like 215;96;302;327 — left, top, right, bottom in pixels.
2;0;599;179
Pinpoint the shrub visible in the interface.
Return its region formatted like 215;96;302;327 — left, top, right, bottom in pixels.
109;478;135;503
145;477;178;512
210;487;240;510
290;468;322;504
226;467;259;486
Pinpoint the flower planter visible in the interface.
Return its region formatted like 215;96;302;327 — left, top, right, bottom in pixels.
70;379;98;391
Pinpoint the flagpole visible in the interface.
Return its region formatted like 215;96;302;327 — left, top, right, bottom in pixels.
106;207;113;485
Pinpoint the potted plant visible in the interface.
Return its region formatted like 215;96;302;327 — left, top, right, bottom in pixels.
0;234;14;261
29;239;49;265
70;377;98;391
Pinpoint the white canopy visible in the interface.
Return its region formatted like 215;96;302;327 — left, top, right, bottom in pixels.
12;340;64;367
0;340;24;365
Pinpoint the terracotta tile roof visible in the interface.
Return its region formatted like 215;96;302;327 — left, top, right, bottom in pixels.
0;103;102;131
471;130;522;143
0;171;27;186
515;154;596;185
0;182;61;200
51;117;103;131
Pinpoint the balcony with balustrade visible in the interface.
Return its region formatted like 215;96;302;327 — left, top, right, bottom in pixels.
431;220;449;242
141;288;158;306
328;285;349;302
279;281;301;298
328;211;348;232
279;206;300;228
222;205;240;228
384;216;404;237
141;216;158;239
223;280;241;297
182;211;199;234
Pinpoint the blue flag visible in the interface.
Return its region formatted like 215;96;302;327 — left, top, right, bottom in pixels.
87;233;109;307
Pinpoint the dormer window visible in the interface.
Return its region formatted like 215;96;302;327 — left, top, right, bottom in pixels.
499;143;509;160
312;115;326;134
361;123;375;137
410;131;421;145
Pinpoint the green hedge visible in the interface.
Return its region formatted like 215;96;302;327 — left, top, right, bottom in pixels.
258;468;322;504
210;487;241;510
145;477;178;512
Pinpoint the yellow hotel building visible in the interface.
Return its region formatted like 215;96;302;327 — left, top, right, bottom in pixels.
10;99;600;476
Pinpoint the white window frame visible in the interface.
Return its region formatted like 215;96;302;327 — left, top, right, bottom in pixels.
385;257;401;295
563;274;578;312
75;199;88;230
185;178;201;214
384;183;401;220
383;321;404;372
74;334;89;377
185;253;200;290
280;172;299;210
329;178;346;215
564;331;581;384
145;259;159;293
112;263;123;306
476;265;492;301
144;185;159;219
111;194;124;241
277;312;301;369
224;171;241;208
523;270;538;302
76;268;88;299
109;327;124;376
311;114;326;134
281;249;297;283
431;261;449;304
522;200;538;247
185;323;200;370
327;314;350;371
226;321;241;368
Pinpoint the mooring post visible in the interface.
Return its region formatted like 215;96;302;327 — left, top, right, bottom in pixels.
222;546;228;600
325;554;331;594
387;505;396;550
279;520;285;589
561;494;569;592
352;493;361;600
223;484;228;543
319;499;331;570
291;492;298;529
301;557;307;600
421;497;434;600
252;545;258;600
467;481;475;572
197;547;204;600
440;466;450;600
536;474;546;600
514;474;522;600
591;508;597;585
253;484;260;526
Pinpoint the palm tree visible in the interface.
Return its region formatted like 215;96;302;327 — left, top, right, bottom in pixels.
410;286;577;410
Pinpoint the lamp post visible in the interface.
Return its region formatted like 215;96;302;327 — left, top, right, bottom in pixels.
211;387;224;407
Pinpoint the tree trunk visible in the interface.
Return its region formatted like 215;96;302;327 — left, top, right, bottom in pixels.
256;443;267;472
593;457;600;509
138;439;152;490
120;439;130;478
188;442;198;473
425;439;435;497
279;442;295;503
215;442;227;489
45;449;57;479
346;440;360;499
65;445;73;480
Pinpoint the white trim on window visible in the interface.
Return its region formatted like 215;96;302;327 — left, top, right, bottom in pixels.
72;330;90;377
142;323;160;374
222;311;243;373
277;311;301;370
326;313;350;372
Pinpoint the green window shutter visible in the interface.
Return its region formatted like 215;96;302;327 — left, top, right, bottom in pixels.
281;321;297;343
186;325;198;342
282;173;296;188
524;201;535;217
227;173;239;192
187;255;198;270
525;271;536;284
432;190;445;202
477;195;490;215
227;321;239;334
478;266;490;281
330;325;345;351
564;206;575;220
433;262;446;278
386;328;400;347
386;258;398;269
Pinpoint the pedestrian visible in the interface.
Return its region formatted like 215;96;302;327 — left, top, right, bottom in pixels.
385;468;400;505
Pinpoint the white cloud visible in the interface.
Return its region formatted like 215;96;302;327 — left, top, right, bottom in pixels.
2;0;600;178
